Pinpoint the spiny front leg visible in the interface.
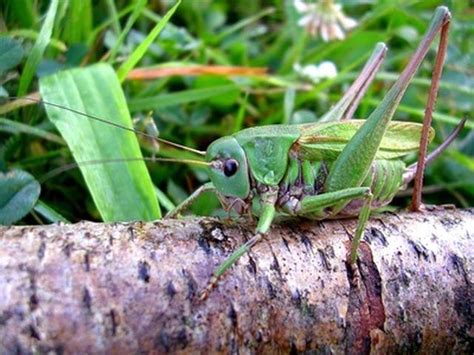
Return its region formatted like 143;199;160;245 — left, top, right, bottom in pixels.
198;193;277;301
198;232;264;301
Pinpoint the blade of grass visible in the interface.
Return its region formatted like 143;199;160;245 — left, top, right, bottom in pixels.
448;150;474;171
154;186;176;212
39;63;161;221
215;7;275;42
87;4;135;46
9;29;67;52
107;0;147;63
0;93;40;115
233;92;248;133
5;0;38;29
17;0;58;97
52;0;69;42
128;84;237;111
34;199;70;223
0;117;65;144
117;0;181;82
15;149;67;170
62;0;92;44
105;0;122;35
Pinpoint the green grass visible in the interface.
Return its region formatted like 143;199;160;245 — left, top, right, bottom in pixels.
39;64;160;221
16;0;58;97
0;0;472;224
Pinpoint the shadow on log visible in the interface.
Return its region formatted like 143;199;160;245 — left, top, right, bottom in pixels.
0;208;473;353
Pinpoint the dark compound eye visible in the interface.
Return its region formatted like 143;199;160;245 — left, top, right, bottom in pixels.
223;159;239;177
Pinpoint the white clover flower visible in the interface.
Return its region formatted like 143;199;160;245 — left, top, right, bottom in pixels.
294;61;338;83
294;0;358;41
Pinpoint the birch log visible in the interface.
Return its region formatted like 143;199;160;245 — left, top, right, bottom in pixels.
0;208;472;354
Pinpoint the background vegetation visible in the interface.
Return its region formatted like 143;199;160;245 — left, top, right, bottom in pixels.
0;0;472;224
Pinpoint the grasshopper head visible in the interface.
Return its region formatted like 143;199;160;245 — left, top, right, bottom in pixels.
206;136;250;199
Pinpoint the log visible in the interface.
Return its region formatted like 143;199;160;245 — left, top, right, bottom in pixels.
0;208;472;354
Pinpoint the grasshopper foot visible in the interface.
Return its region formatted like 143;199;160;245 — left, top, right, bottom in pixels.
346;255;362;289
411;202;429;213
198;275;219;301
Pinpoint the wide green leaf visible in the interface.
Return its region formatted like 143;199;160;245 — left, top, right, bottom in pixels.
0;169;41;225
39;63;161;221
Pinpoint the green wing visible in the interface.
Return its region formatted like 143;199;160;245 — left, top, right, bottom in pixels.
297;120;434;161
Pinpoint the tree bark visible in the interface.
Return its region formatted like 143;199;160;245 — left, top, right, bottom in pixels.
0;208;472;354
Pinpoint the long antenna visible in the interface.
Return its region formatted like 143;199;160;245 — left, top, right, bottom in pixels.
39;157;211;183
7;96;207;156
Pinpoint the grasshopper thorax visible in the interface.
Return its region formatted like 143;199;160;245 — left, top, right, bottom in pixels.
206;136;250;199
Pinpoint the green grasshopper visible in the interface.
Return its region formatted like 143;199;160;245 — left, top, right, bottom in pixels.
17;6;464;300
162;6;464;299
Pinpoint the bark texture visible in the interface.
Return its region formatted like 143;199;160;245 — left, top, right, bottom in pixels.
0;208;472;354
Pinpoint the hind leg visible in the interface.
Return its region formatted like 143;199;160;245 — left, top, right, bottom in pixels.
411;10;451;211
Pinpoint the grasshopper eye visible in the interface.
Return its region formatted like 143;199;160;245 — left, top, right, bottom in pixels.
206;136;250;199
223;159;239;177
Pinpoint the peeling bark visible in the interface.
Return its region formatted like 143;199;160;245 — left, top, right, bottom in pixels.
0;208;472;354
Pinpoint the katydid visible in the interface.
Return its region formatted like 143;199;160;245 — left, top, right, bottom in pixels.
165;6;462;299
14;6;465;300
